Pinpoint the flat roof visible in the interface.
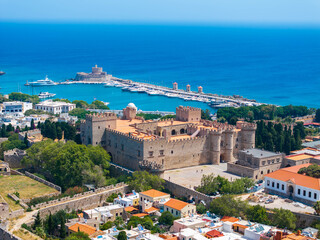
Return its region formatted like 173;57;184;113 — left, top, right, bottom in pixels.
286;154;314;161
302;140;320;149
240;148;281;158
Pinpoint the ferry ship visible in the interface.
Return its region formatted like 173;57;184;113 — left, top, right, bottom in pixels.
0;71;5;76
26;76;57;86
38;92;56;99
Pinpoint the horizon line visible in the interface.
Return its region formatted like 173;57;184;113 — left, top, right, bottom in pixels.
1;19;320;29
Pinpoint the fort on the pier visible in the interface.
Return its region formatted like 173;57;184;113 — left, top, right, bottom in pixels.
80;104;256;174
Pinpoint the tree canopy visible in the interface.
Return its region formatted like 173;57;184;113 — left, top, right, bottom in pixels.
158;211;175;226
255;120;305;154
136;113;162;120
9;92;40;104
128;171;165;192
22;140;111;191
197;174;254;195
298;164;320;178
217;104;312;124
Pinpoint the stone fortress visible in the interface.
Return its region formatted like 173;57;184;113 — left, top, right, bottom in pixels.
80;104;256;175
74;65;112;82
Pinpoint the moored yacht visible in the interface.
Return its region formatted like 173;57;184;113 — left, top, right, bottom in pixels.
38;92;56;99
27;76;57;86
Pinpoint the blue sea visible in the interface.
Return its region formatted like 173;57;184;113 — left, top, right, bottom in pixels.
0;22;320;111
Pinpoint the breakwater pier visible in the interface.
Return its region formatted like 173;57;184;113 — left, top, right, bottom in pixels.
59;76;264;109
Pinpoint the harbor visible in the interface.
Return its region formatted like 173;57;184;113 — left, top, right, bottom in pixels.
23;65;265;109
57;77;263;109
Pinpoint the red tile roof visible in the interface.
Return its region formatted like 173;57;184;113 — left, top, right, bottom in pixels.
140;189;170;198
145;207;159;213
221;216;239;223
205;230;224;238
68;223;96;235
265;164;320;190
164;199;189;211
132;213;148;217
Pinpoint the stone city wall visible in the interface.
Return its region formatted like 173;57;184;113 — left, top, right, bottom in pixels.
8;209;25;219
4;149;26;168
163;179;213;206
36;183;129;218
227;162;256;178
25;171;61;192
7;193;29;209
0;227;22;240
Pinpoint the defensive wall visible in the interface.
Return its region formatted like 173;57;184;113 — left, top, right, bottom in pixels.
3;149;26;168
0;227;22;240
266;208;320;229
163;179;212;206
36;183;129;218
25;171;62;193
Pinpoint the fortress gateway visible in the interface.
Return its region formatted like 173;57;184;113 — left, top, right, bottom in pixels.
80;105;256;174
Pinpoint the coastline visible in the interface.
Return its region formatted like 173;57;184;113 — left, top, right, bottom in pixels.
55;76;267;109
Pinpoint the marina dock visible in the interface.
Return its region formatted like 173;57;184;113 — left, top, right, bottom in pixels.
58;76;264;108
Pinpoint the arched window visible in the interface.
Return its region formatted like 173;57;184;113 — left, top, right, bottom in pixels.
171;130;176;135
180;128;185;134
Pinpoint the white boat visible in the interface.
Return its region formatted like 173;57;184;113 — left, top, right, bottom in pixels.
28;76;57;86
137;87;148;93
104;81;116;87
147;90;159;95
129;87;139;92
38;92;56;99
166;93;179;98
122;86;131;91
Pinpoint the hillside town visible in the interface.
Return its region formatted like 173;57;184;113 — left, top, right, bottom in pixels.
2;92;320;240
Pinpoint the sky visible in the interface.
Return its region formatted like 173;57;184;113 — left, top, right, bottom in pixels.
1;0;320;25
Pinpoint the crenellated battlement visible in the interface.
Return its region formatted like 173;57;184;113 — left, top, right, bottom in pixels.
176;106;201;113
105;128;145;142
86;112;117;121
236;121;257;130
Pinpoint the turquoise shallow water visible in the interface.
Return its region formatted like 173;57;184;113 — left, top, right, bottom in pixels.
0;23;320;111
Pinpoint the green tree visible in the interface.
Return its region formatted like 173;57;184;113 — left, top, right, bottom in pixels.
271;208;296;230
24;133;28;147
246;205;269;225
209;195;249;218
69;108;92;120
72;100;89;109
90;100;110;110
201;109;211;120
315;109;320;123
66;231;90;240
46;213;55;235
60;216;67;238
30;119;35;130
33;211;41;230
22;140;111;191
314;201;320;216
196;203;207;214
56;126;63;140
158;211;174;226
100;221;113;230
117;231;127;240
128;171;164;192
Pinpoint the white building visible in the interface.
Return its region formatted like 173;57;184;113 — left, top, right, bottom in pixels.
114;192;139;207
1;101;33;114
35;100;76;114
264;163;320;205
83;204;124;223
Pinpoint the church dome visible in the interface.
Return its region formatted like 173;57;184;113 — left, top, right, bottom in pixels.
127;103;137;109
